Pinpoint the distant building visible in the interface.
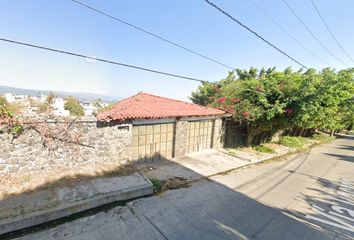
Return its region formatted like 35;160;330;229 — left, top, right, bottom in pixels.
4;93;15;103
32;94;47;103
51;97;70;117
80;100;97;116
4;93;29;103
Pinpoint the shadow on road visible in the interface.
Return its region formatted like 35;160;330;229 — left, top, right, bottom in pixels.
1;141;353;239
324;153;354;163
4;138;354;240
293;177;354;238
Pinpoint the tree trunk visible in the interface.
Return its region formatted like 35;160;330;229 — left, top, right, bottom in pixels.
299;128;305;137
330;129;335;137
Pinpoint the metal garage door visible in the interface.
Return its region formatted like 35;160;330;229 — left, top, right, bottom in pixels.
186;120;214;153
131;123;174;161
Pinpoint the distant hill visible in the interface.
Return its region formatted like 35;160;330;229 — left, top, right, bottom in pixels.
0;85;119;103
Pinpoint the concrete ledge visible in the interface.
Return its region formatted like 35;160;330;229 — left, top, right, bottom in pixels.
0;172;153;235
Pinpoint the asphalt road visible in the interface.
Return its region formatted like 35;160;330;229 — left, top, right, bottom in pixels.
15;136;354;240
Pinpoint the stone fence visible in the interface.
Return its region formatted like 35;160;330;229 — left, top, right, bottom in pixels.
0;118;132;176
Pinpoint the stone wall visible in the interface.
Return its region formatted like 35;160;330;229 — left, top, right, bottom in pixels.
174;120;188;157
0;119;132;176
0;116;226;176
212;118;225;149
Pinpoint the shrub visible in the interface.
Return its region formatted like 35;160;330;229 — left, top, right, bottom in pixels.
64;96;84;116
311;133;335;143
149;178;164;192
253;145;275;154
279;136;308;149
37;103;51;113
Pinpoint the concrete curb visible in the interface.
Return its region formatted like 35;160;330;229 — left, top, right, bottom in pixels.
0;172;153;235
205;142;323;179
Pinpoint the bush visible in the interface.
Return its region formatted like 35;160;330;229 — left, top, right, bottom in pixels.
64;97;84;116
311;133;335;143
37;103;51;113
0;96;7;106
149;178;164;192
253;145;275;154
278;136;308;149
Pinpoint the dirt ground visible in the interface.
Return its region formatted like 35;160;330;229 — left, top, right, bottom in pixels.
0;163;136;199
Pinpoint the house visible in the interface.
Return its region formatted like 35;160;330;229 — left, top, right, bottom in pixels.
80;100;97;116
4;93;27;103
97;92;226;161
52;97;70;117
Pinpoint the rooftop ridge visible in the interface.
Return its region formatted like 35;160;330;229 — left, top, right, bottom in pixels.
137;92;215;110
97;92;225;121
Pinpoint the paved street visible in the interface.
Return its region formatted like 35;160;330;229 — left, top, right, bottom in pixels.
14;136;354;240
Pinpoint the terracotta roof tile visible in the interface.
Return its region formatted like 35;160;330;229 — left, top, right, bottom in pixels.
97;92;225;121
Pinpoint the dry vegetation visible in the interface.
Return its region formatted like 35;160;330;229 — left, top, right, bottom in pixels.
0;163;137;199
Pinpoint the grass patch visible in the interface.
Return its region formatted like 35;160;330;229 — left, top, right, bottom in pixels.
149;177;190;193
311;133;335;143
149;178;164;192
278;136;309;149
252;145;276;154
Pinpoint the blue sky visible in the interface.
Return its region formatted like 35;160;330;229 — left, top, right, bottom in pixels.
1;0;353;101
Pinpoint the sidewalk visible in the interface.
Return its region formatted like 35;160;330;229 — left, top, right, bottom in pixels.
0;172;153;235
141;143;302;182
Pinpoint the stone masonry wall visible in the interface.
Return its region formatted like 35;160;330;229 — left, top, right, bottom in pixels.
174;120;188;157
212;118;225;149
0;119;132;176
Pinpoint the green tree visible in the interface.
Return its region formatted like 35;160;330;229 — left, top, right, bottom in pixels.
191;67;354;145
0;96;7;106
292;68;354;133
64;96;85;116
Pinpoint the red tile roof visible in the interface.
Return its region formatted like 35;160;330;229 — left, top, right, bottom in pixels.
97;92;225;122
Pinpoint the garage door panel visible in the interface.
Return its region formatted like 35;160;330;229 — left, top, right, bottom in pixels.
132;127;139;136
138;145;145;155
138;135;146;145
138;126;146;135
161;142;168;151
161;124;167;132
161;133;167;142
167;142;173;151
146;125;153;134
132;136;139;146
154;133;160;142
154;124;161;133
187;120;214;153
146;134;153;144
132;123;175;161
167;123;174;132
167;132;173;141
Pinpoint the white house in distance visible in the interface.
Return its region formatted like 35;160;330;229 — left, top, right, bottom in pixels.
80;100;97;116
4;93;27;103
52;97;70;117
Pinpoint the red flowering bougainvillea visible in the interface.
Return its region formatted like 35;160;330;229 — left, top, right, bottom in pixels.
217;97;226;104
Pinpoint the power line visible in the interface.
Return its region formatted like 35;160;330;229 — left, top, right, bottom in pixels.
254;2;329;66
203;0;308;69
282;0;348;67
70;0;234;70
0;38;207;83
0;38;273;94
310;0;354;63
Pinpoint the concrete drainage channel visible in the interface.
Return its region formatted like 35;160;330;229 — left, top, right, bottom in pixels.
0;172;154;239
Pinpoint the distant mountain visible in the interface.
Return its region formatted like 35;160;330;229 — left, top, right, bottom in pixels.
0;85;119;103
